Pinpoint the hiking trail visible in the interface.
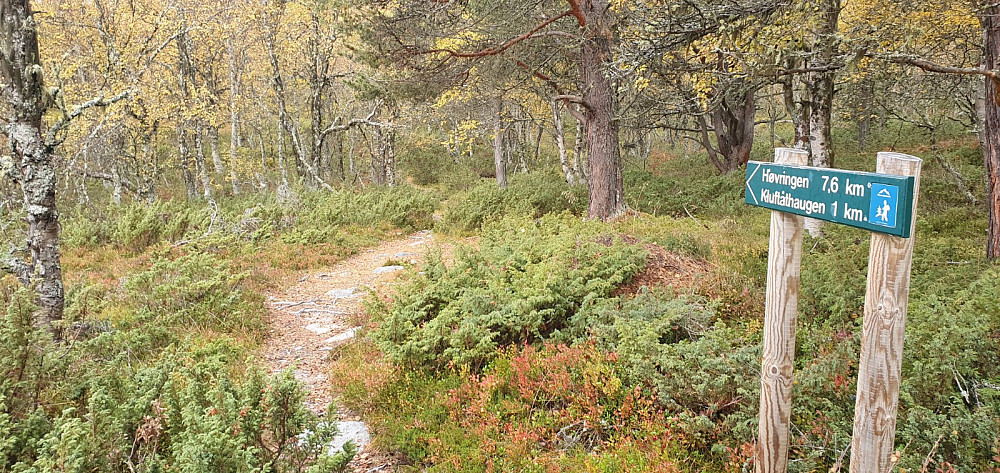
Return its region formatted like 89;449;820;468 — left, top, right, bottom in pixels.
262;230;459;471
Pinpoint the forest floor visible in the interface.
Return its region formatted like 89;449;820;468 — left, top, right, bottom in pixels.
262;230;461;472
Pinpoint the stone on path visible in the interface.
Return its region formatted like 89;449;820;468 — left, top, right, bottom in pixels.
394;252;417;258
325;287;357;298
373;265;404;274
329;421;371;454
305;324;333;335
324;327;358;344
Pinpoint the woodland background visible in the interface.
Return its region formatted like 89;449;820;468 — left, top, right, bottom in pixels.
0;0;998;471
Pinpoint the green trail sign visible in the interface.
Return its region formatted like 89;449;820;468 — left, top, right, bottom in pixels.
745;161;917;238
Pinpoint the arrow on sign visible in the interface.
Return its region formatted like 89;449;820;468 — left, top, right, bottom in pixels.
745;162;762;205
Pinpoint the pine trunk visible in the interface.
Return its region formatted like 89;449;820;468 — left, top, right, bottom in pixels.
982;5;1000;260
581;0;623;220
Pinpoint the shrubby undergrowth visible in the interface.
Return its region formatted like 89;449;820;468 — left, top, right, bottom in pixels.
372;213;644;368
2;185;443;471
63;185;437;252
338;142;1000;472
0;290;354;472
439;173;588;234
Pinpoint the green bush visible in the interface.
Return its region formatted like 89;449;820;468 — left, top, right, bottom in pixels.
371;213;645;368
572;290;758;446
439;172;588;234
62;200;206;251
123;251;265;336
624;168;746;218
295;186;437;233
62;186;438;252
0;293;354;472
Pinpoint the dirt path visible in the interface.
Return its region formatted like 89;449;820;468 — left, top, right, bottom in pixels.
262;230;456;470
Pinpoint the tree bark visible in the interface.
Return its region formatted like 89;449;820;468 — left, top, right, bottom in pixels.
708;87;756;173
493;98;508;188
194;123;213;202
208;125;224;174
0;0;64;336
177;124;197;199
552;98;575;185
981;5;1000;260
227;38;243;150
573;116;587;181
781;59;811;153
804;0;840;238
581;0;623;220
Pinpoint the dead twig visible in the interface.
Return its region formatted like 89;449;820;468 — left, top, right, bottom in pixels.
919;434;945;473
683;205;709;229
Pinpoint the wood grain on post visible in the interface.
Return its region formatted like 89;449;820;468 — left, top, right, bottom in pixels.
756;148;809;473
850;152;922;473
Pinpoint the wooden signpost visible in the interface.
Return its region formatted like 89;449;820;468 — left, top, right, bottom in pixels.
746;149;922;473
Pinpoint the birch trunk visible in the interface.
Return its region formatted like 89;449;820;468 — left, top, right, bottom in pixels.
494;99;508;188
552;99;575;185
0;0;64;336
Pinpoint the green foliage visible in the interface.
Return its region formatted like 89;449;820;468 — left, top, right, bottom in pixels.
399;136;482;191
372;213;645;368
61;186;438;252
123;251;266;337
62;200;205;252
576;290;758;449
293;186;438;234
624;164;747;218
439;173;588;234
0;292;354;472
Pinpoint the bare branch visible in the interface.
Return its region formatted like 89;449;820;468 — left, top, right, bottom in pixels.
773;63;845;76
562;102;588;124
70;168;137;193
319;103;395;139
887;54;1000;79
45;90;131;150
1;247;31;287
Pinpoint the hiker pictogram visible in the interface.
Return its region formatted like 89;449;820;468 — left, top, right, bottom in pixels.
869;184;899;228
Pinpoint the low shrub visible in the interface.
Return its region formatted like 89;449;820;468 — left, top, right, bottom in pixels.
123;251;266;337
439;172;587;234
371;213;645;369
294;186;438;234
0;292;355;472
624;167;746;218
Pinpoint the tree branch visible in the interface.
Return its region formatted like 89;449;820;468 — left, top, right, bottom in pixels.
888;54;1000;79
45;90;131;150
1;247;31;287
512;60;590;121
319;103;394;139
773;63;845;76
564;0;586;26
71;168;138;193
419;10;574;59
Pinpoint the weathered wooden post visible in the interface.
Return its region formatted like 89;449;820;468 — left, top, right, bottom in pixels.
746;150;920;472
755;148;809;473
850;152;922;473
